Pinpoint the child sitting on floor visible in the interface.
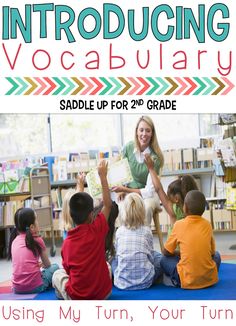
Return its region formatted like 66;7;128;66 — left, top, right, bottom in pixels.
145;153;198;226
160;190;221;289
112;192;163;290
61;173;118;262
8;208;59;294
52;160;113;300
61;172;85;239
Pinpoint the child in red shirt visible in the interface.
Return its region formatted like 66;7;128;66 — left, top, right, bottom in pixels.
52;160;112;300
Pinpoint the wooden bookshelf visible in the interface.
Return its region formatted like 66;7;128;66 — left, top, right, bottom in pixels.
0;167;57;258
0;192;30;201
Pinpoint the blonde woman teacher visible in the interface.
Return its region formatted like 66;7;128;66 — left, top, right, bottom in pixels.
112;116;164;226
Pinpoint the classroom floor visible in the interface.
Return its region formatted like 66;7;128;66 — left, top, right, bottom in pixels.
1;233;236;282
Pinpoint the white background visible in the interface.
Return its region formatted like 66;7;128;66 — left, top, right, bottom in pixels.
0;0;235;113
0;1;235;326
0;300;236;326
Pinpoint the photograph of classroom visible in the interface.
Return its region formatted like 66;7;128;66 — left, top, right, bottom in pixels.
0;113;236;300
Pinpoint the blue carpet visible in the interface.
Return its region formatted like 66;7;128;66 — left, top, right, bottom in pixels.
34;263;236;300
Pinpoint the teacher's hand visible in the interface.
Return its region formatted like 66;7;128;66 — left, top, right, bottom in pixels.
111;185;126;193
144;153;154;170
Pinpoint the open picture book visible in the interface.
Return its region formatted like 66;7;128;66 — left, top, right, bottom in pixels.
86;158;133;197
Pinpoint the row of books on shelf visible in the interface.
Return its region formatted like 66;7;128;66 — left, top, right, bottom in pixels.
51;188;74;209
211;208;236;230
0;199;41;226
0;197;58;227
51;186;94;211
51;149;121;182
203;209;236;231
214;221;232;230
0;201;24;226
53;159;97;182
162;147;216;172
0;147;121;185
156;221;233;232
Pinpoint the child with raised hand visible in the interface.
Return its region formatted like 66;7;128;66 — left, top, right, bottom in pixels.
62;172;119;262
112;192;162;290
160;190;221;289
145;154;198;226
8;208;59;294
52;160;113;300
